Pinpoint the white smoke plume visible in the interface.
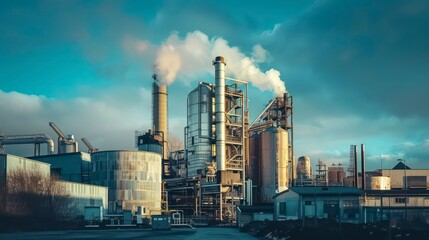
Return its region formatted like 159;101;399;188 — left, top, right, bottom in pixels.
153;31;286;95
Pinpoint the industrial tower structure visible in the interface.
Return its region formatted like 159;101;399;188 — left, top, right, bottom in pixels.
213;56;248;221
164;56;248;223
249;91;295;190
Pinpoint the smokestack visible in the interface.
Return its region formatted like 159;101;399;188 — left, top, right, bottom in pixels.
353;145;358;188
152;74;168;161
361;144;366;190
213;56;226;172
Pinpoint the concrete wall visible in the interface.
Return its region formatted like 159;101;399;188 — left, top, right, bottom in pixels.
59;181;108;218
381;169;429;189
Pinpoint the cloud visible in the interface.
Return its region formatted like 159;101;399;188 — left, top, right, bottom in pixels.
0;87;163;156
391;139;429;168
251;0;429;170
149;31;287;95
264;0;429;118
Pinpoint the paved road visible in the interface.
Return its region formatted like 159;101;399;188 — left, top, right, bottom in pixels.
0;227;261;240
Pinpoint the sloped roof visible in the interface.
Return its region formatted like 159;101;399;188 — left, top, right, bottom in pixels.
393;161;411;170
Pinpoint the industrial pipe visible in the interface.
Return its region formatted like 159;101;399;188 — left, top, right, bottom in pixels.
361;144;366;190
0;134;55;155
213;56;226;172
353;145;358;188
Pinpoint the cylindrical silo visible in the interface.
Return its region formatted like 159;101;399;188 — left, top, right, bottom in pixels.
249;133;261;187
260;126;289;203
296;156;312;180
186;82;214;177
90;150;162;213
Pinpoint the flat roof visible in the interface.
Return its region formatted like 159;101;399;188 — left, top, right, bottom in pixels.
365;189;429;196
274;186;364;198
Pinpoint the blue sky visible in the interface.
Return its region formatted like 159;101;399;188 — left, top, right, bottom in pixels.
1;0;428;171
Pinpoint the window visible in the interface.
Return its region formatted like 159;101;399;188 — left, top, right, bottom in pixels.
324;200;339;215
343;200;359;214
305;201;313;206
395;197;408;204
279;202;286;215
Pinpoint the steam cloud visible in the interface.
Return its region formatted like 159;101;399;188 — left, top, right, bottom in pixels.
153;31;286;95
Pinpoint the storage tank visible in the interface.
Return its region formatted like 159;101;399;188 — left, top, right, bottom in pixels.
186;82;214;177
90;150;162;213
260;126;289;203
249;133;261;187
59;134;78;153
368;176;391;190
296;156;312;180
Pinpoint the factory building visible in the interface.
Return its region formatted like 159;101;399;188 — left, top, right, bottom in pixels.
273;187;363;224
0;154;107;219
90;150;162;214
0;153;51;177
363;189;429;223
30;152;91;183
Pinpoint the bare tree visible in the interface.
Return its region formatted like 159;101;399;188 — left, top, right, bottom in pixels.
1;168;72;229
168;132;184;153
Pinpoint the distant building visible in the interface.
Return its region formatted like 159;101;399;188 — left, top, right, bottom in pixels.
361;162;429;224
296;156;312;179
363;189;429;224
295;156;313;186
328;163;346;186
381;162;429;190
273;186;363;224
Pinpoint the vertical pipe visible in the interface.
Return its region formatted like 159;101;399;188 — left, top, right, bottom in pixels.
361;144;366;190
213;56;226;172
353;145;358;188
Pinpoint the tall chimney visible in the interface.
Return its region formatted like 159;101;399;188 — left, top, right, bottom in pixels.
152;74;168;161
353;145;358;188
361;144;366;190
213;56;226;172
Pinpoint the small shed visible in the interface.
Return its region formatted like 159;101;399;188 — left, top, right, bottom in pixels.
151;215;171;230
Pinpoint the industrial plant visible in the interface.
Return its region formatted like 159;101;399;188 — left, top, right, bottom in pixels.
1;56;429;231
